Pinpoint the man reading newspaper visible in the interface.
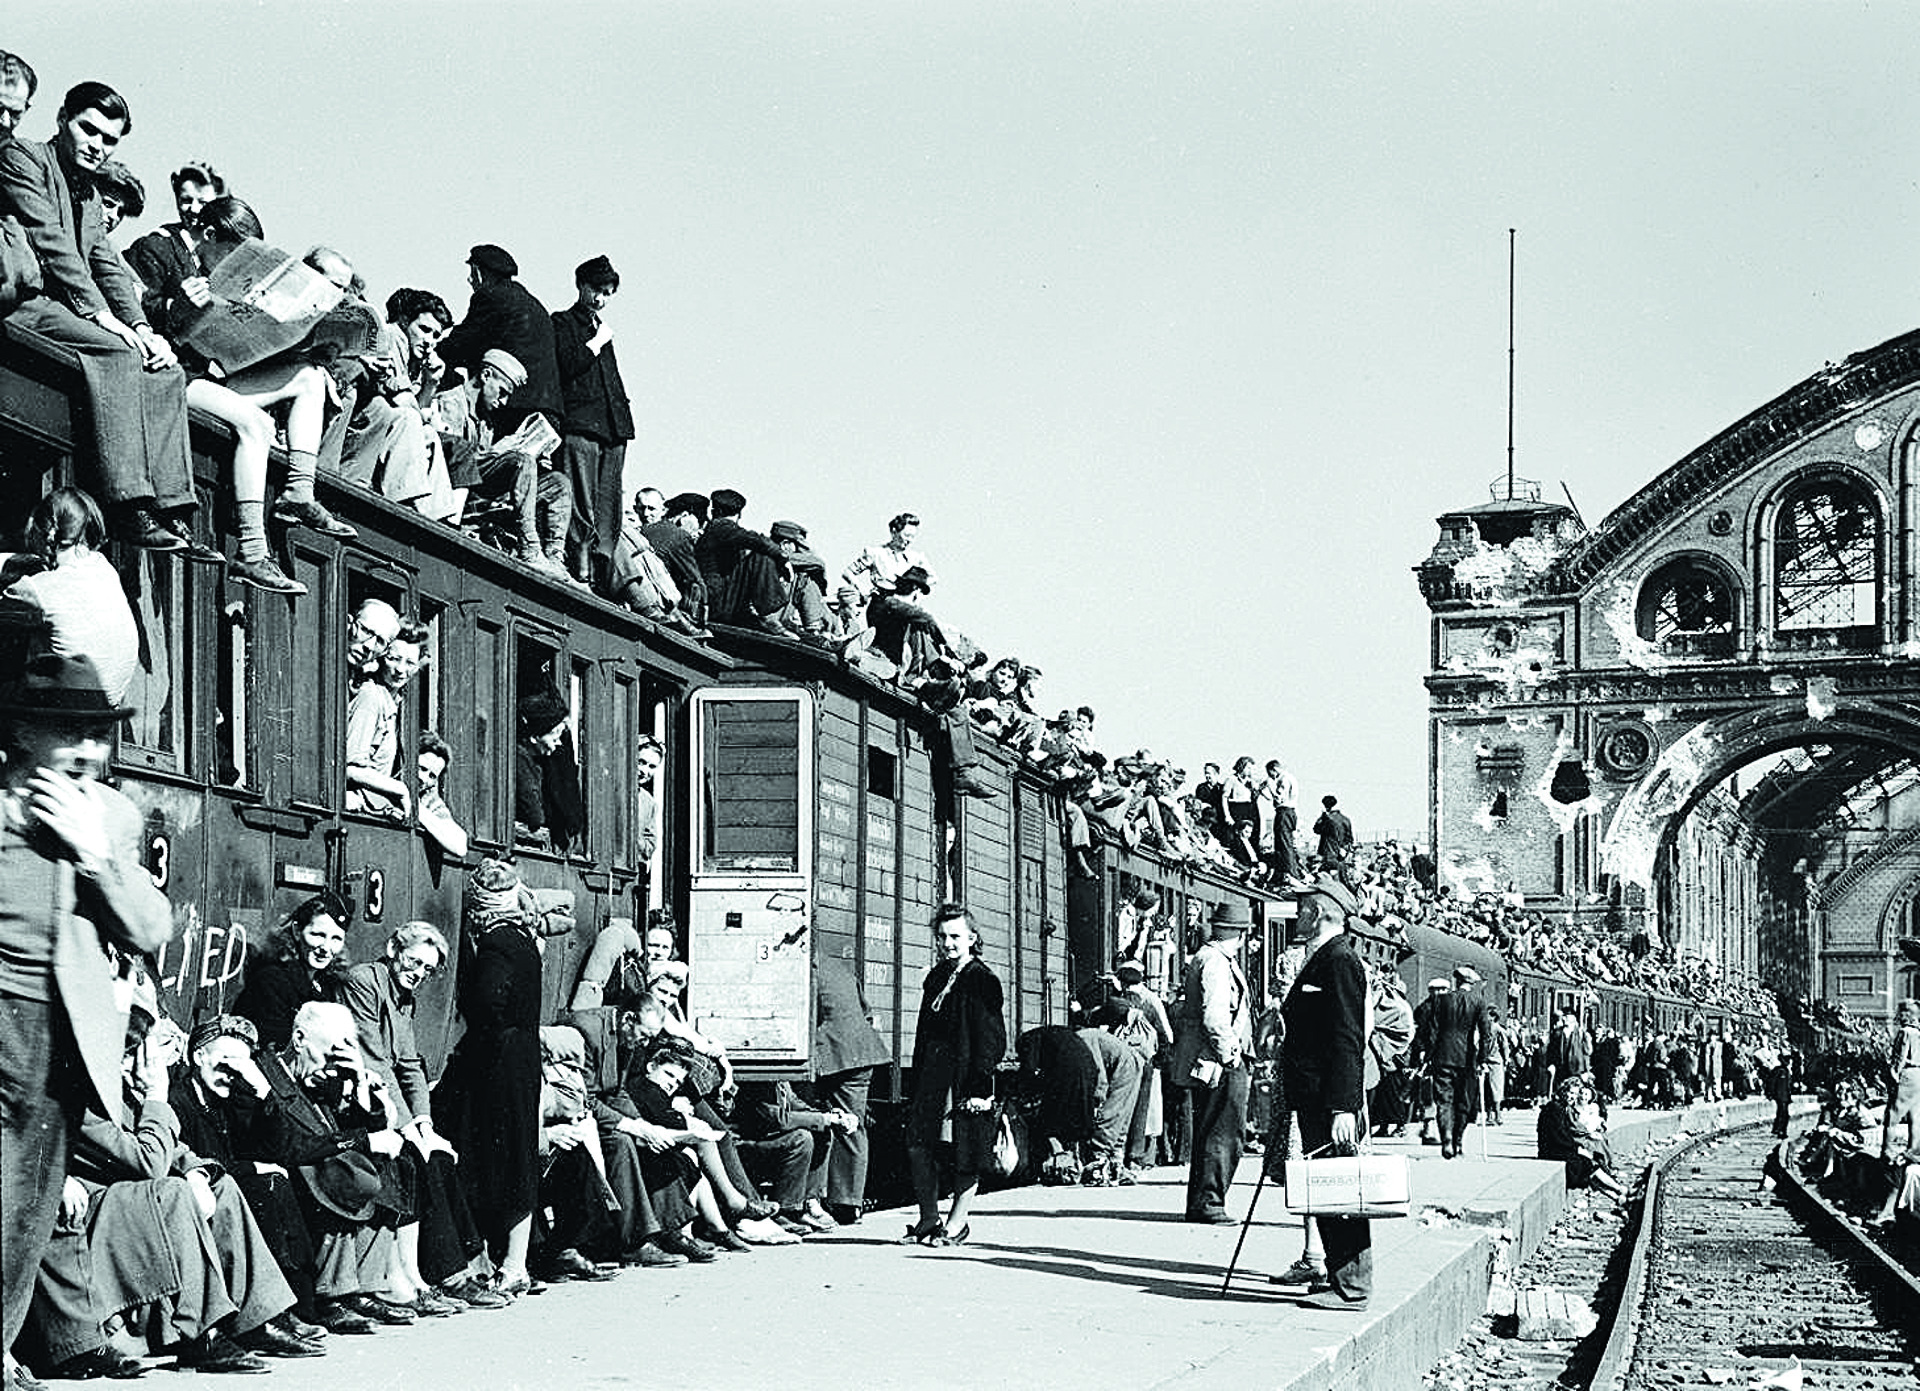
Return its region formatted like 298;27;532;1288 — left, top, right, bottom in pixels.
431;348;566;575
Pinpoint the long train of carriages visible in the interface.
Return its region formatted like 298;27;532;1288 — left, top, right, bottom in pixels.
0;324;1775;1193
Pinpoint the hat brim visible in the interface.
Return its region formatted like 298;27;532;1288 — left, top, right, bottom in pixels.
1;699;134;722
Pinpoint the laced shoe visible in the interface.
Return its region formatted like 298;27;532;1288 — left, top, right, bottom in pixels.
230;555;307;595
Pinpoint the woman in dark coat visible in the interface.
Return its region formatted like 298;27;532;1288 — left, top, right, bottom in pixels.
233;893;350;1049
904;903;1006;1247
433;902;544;1295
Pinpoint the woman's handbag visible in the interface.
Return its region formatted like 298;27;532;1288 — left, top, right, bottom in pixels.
988;1105;1022;1179
1283;1144;1412;1219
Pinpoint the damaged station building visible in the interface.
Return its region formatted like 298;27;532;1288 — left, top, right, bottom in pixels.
1418;328;1920;1025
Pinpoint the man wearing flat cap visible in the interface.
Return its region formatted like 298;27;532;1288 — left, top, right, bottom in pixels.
642;492;711;628
1170;901;1254;1223
1279;875;1373;1308
770;520;831;641
552;255;634;589
696;489;792;635
438;243;562;429
0;654;174;1360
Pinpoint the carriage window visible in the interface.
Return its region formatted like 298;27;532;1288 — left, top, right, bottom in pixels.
513;635;583;852
700;697;800;873
343;572;410;820
417;598;445;737
121;554;188;773
867;746;897;801
569;657;591;855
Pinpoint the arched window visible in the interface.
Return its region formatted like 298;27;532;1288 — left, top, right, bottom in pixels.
1636;557;1737;656
1773;478;1879;645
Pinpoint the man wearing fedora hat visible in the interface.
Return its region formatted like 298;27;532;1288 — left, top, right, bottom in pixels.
0;653;172;1366
1170;901;1254;1223
1280;875;1373;1309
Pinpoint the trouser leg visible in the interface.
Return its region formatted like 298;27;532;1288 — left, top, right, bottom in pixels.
814;1069;872;1208
1183;1068;1248;1218
0;996;77;1352
1294;1109;1371;1301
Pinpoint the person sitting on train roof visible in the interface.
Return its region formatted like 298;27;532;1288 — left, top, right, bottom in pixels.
841;511;937;602
865;565;951;683
332;283;451;522
770;520;832;643
122;159;222;324
966;656;1042;750
696;489;792;635
88;157;142;238
0;50;35;148
606;502;706;636
640;491;710;628
634;486;667;526
436;243;560;430
0;486;140;705
414;730;468;859
513;683;584;852
0;79;207;556
345;621;425;820
233;892;351;1050
152;194;365;565
435;348;564;573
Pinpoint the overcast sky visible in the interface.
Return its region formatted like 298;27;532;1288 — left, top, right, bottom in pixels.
17;2;1918;837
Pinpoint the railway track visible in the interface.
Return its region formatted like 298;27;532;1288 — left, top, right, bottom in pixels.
1426;1120;1920;1391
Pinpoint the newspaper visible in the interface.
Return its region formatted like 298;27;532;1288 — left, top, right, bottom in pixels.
175;239;344;374
493;411;560;462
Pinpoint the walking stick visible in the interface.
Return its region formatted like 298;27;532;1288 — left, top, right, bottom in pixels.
1218;1162;1270;1297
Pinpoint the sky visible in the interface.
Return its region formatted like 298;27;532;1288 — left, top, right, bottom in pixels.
16;1;1920;839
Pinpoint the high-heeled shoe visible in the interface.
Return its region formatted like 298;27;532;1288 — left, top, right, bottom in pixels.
900;1217;942;1245
925;1222;970;1247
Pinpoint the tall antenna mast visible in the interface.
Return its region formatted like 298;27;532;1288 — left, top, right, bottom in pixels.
1506;227;1516;502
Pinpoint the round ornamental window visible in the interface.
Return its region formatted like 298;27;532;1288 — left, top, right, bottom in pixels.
1595;721;1658;779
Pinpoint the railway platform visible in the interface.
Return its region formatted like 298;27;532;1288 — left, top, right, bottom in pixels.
145;1097;1782;1391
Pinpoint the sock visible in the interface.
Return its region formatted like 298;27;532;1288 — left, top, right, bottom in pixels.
236;500;269;562
282;450;319;503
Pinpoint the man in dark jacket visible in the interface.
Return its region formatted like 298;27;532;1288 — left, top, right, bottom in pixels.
642;491;710;626
696;488;790;633
437;243;560;429
551;255;635;588
1419;965;1486;1158
807;957;890;1222
1279;875;1372;1310
1312;794;1355;870
0;80;204;551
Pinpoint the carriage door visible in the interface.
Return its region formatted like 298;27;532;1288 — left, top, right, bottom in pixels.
687;687;815;1074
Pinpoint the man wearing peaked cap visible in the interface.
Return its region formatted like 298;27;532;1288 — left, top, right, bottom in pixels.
696;489;792;635
439;242;561;428
770;521;832;641
1280;870;1374;1309
552;253;634;587
1170;901;1253;1224
641;493;711;629
0;653;173;1360
1421;953;1487;1162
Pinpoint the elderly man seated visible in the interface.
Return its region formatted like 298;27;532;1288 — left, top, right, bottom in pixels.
239;1001;422;1331
27;1001;311;1379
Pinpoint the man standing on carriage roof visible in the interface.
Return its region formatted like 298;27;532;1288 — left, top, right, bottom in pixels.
552;254;634;590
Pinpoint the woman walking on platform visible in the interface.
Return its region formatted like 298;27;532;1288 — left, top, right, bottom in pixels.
903;904;1006;1247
